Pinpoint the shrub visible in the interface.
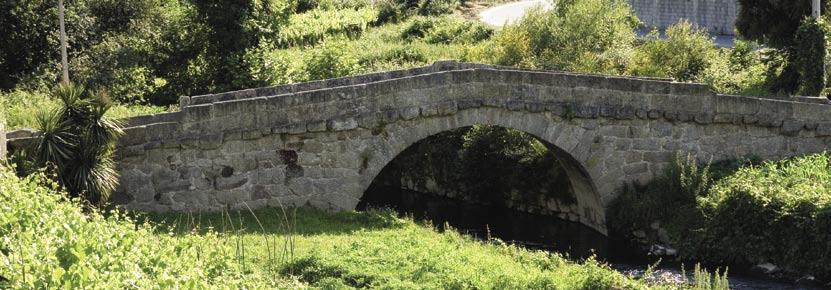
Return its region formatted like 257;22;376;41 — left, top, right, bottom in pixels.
696;153;831;276
608;153;714;236
402;16;493;44
0;169;289;288
305;40;362;80
610;152;831;279
794;17;828;96
13;84;123;206
279;8;378;47
700;45;769;96
375;0;459;24
490;0;639;74
628;21;716;82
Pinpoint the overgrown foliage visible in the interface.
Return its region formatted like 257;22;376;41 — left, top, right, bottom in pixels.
610;153;831;279
12;84;123;205
0;167;728;288
401;16;493;44
279;7;378;47
375;0;460;24
1;90;171;130
736;0;823;49
794;17;828;96
628;21;716;82
0;170;294;288
489;0;639;74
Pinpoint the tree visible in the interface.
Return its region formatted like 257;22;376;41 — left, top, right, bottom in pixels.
735;0;827;94
735;0;823;49
795;17;828;96
190;0;293;92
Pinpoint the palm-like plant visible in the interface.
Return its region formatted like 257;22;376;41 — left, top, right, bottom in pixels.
19;83;123;206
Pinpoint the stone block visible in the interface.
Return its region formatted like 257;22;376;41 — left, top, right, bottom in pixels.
327;118;358;131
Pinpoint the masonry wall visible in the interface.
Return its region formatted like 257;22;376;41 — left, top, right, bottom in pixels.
7;62;831;235
627;0;738;35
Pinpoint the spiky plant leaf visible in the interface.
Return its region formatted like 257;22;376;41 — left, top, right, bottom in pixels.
32;109;77;171
21;83;124;206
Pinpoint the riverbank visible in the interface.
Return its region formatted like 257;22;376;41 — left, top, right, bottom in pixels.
0;169;730;288
609;153;831;287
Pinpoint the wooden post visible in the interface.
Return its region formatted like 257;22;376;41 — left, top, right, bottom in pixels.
58;0;69;84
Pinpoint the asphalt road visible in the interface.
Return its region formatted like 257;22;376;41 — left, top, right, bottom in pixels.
478;0;553;27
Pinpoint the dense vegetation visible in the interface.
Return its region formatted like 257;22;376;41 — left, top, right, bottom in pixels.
735;0;828;94
9;84;123;206
1;0;827;287
5;0;826;130
609;153;831;279
0;169;732;288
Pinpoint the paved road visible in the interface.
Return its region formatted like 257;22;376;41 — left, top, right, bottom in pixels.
478;0;553;27
479;0;735;47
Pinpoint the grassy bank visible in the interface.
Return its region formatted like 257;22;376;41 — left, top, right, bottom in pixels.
1;90;173;130
0;168;732;289
609;153;831;279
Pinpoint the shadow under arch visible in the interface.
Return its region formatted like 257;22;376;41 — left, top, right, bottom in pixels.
354;108;608;237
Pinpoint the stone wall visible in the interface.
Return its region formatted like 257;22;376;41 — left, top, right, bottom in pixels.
8;61;831;235
627;0;738;35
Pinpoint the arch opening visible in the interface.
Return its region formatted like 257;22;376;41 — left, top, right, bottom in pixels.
357;124;607;258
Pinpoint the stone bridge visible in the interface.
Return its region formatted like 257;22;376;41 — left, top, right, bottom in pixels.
8;61;831;235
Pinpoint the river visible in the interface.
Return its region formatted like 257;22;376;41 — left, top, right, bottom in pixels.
358;186;825;289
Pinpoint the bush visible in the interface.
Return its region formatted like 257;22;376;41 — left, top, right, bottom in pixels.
13;84;123;206
610;153;831;279
628;21;716;82
279;8;378;47
700;43;769;96
696;153;831;277
490;0;639;74
794;17;828;96
375;0;459;24
305;40;362;80
0;169;291;288
401;16;493;44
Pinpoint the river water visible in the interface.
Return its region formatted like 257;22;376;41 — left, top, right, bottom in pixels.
358;187;824;289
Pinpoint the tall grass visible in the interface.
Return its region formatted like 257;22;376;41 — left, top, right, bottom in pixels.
0;165;732;288
609;152;831;279
1;90;173;130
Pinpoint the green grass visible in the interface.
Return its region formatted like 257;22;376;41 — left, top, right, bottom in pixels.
1;90;175;130
0;168;732;289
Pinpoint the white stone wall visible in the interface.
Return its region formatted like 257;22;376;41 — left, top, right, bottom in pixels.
627;0;738;35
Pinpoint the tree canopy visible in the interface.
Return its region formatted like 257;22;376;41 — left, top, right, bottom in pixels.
735;0;825;48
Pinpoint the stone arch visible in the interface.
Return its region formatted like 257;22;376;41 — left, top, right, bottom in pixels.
355;107;609;234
